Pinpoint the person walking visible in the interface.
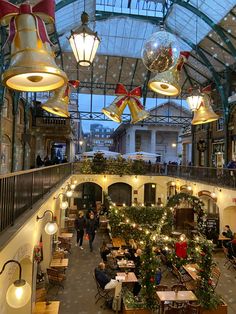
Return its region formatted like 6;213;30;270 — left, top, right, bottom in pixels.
86;212;98;252
74;211;86;250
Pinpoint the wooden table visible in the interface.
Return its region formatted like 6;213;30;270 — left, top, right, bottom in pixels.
33;301;60;314
117;260;135;269
116;272;138;283
218;236;231;241
112;237;126;247
111;249;126;257
59;233;73;238
50;258;69;268
156;291;197;314
183;264;199;281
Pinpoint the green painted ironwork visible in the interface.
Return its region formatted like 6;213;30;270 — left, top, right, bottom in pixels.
170;0;236;57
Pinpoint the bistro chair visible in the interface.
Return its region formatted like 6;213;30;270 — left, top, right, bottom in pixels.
156;284;169;291
46;268;66;289
93;274;112;305
171;284;186;291
184;302;201;314
222;246;235;269
211;266;221;290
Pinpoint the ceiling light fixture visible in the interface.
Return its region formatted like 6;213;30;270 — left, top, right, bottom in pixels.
68;9;100;67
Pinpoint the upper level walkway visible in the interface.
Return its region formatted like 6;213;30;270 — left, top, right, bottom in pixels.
0;162;236;235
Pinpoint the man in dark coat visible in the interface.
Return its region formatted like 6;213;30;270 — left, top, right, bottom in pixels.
74;211;86;249
86;212;98;252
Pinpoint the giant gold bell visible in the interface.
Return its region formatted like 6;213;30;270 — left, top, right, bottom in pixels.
2;14;67;92
128;99;149;124
41;85;70;118
191;95;219;125
148;64;180;96
102;96;128;123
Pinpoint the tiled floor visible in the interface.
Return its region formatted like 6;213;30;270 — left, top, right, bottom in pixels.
47;230;236;314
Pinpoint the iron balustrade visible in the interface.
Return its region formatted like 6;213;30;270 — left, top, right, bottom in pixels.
167;164;236;189
0;163;71;233
1;162;236;234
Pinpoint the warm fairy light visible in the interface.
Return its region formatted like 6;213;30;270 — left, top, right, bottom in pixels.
210;192;216;198
115;210;118;214
70;184;76;190
66;190;73;197
164;236;169;241
195;236;199;242
164;246;169;251
73;180;78;184
187;186;192;191
171;181;176;186
145;230;149;235
141;203;144;207
123;203;126;207
61;201;68;210
126;219;130;223
113;202;116;206
133;223;136;228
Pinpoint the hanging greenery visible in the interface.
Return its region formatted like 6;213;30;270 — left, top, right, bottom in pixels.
80;158;92;174
194;236;221;310
166;192;206;233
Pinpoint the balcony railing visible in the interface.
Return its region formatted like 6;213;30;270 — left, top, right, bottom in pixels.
0;164;71;233
1;161;236;235
167;165;236;189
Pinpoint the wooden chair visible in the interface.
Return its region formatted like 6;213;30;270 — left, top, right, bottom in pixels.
211;266;221;290
171;284;186;291
36;288;47;302
184;302;201;314
156;284;169;291
222;246;235;269
53;251;65;259
93;274;111;304
46;268;66;289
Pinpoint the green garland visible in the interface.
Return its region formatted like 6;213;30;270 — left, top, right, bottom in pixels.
166;193;206;233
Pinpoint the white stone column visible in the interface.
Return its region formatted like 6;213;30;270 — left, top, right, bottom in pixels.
128;130;136;153
150;130;156;153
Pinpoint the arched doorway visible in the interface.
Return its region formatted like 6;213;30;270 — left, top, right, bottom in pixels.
144;183;156;206
198;191;220;240
108;183;132;206
75;182;102;209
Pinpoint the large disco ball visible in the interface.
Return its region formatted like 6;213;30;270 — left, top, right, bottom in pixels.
141;31;180;73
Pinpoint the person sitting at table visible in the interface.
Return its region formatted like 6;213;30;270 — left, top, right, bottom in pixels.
131;249;142;297
100;241;111;262
222;225;233;248
95;262;119;290
175;234;188;259
227;233;236;258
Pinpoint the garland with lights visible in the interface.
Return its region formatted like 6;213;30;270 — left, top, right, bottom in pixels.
166;193;206;233
106;194;224;311
194;236;221;310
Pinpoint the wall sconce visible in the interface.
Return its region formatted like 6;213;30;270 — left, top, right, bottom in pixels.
54;193;69;210
66;189;73;198
170;181;176;186
151;184;156;188
0;260;31;308
36;210;58;235
187;185;192;191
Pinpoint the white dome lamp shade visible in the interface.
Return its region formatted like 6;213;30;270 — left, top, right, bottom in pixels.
61;200;69;210
66;189;73;198
0;260;31;308
36;210;58;235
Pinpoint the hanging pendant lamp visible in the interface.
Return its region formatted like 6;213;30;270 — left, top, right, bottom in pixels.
68;12;100;66
186;85;204;111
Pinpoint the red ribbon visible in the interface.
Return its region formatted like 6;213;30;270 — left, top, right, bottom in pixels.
0;0;55;46
177;51;190;71
114;83;144;109
64;80;80;97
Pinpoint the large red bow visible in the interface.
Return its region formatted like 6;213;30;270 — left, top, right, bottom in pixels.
177;51;190;71
0;0;55;46
115;83;144;109
0;0;55;24
64;80;80;97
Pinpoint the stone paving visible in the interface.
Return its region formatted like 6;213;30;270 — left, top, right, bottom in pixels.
47;230;236;314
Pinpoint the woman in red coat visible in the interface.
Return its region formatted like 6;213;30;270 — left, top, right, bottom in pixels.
175;234;187;259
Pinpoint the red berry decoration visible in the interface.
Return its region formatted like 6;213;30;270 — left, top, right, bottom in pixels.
150;276;155;283
208;279;212;285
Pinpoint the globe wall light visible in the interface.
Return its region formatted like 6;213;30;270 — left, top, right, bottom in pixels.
36;210;58;235
0;260;31;308
54;193;69;210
